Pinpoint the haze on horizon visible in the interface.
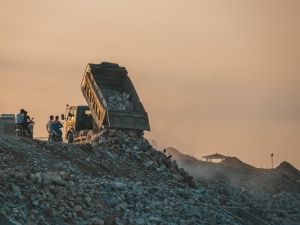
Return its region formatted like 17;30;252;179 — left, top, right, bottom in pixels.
0;0;300;169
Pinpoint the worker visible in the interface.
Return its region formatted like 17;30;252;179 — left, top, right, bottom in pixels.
23;111;33;125
46;115;54;141
22;111;34;138
15;109;25;125
51;115;63;141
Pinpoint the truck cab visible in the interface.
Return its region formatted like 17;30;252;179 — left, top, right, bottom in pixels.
64;105;94;143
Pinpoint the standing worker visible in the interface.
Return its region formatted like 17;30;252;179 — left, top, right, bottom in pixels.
51;115;63;141
46;115;54;141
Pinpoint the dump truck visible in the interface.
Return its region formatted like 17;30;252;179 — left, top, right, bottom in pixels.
64;62;150;143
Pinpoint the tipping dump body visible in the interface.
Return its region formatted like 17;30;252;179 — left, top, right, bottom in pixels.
80;62;150;131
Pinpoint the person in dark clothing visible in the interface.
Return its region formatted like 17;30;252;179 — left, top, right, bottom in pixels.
22;111;34;138
51;115;63;141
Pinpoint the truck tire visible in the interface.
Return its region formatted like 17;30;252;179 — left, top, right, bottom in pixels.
67;133;74;143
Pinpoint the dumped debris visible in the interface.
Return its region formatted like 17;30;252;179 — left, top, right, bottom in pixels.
0;133;299;224
104;90;132;110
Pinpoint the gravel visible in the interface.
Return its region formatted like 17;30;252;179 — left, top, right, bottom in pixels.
0;130;299;225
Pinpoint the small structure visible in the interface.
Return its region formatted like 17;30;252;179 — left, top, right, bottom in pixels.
203;152;227;162
0;114;15;135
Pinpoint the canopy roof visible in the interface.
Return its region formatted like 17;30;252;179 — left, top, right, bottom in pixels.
203;153;227;160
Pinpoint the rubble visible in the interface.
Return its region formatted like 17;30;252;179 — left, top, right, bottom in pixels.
0;133;299;224
104;90;132;110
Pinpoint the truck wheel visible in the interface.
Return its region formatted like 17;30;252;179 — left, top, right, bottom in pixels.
67;133;74;143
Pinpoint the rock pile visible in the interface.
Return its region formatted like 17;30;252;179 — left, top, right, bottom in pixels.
104;91;132;110
0;132;299;225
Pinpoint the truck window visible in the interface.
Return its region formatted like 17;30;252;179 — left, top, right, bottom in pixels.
67;109;75;121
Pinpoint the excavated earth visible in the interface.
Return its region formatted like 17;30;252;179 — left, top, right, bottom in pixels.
0;131;299;225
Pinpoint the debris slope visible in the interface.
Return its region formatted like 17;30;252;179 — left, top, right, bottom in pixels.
0;133;299;225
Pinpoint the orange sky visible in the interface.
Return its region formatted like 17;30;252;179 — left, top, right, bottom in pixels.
1;0;300;169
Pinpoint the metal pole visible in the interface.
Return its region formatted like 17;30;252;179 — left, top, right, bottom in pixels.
271;153;274;169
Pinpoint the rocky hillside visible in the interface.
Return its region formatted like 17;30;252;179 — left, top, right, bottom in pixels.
0;131;299;225
166;147;300;194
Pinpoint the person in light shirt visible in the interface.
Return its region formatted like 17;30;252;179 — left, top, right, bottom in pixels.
46;115;54;141
15;109;25;125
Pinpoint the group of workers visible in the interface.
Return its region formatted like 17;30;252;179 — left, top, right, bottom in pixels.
46;115;63;141
15;109;63;141
15;109;34;138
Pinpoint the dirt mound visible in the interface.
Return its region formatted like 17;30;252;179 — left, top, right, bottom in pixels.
276;161;300;178
166;147;186;158
219;156;254;169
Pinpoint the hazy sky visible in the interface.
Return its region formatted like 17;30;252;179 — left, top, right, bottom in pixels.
1;0;300;169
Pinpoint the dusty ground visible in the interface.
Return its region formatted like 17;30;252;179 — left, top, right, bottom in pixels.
166;147;300;195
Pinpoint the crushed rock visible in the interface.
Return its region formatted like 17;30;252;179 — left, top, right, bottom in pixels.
0;132;299;225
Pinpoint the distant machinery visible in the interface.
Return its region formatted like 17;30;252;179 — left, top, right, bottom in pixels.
0;114;15;135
